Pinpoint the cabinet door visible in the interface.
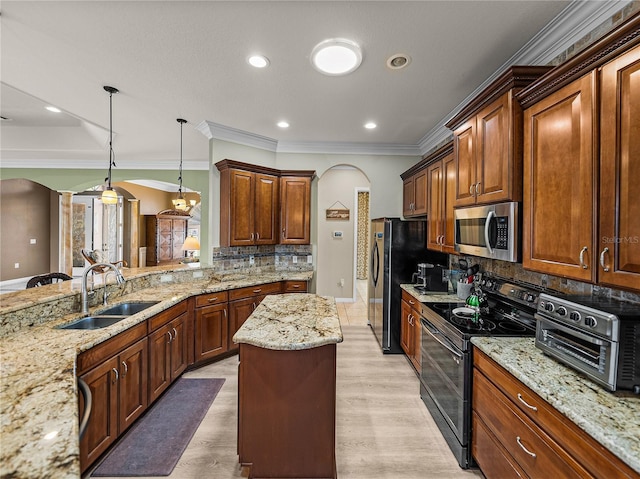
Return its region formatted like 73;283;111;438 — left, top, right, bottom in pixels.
599;45;640;290
79;356;119;469
283;280;307;293
523;72;596;281
255;173;279;245
230;169;256;246
454;118;477;207
118;338;148;433
427;161;444;251
171;219;186;261
280;176;311;244
400;299;413;356
195;303;229;362
148;325;171;403
410;306;421;371
169;312;189;380
413;169;428;216
476;92;512;204
442;151;458;254
403;177;415;216
157;218;173;262
229;296;260;353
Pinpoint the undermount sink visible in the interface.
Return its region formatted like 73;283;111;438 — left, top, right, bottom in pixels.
56;315;128;330
98;301;160;316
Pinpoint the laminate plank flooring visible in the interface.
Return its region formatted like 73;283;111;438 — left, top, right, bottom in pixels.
91;284;484;479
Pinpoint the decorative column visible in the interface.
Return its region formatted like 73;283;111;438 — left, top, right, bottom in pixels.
59;191;74;276
128;199;140;268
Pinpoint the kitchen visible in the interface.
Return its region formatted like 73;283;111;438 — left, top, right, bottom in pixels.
2;1;640;478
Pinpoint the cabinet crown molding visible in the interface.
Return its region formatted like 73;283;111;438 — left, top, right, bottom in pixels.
215;159;315;179
400;141;453;179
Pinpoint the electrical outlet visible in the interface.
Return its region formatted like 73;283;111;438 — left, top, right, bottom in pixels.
307;255;313;264
292;256;298;264
249;255;255;265
30;238;37;244
192;270;203;278
14;263;19;269
160;274;173;283
339;278;345;287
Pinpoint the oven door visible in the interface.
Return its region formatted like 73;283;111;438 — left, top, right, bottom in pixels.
535;314;618;391
420;317;470;452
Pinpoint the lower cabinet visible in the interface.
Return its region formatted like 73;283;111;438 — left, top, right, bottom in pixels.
78;330;148;471
472;347;637;479
194;291;229;363
400;290;420;372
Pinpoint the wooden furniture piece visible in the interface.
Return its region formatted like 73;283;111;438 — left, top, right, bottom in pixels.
445;66;552;208
472;347;638;479
193;291;229;363
401;165;428;217
216;160;315;247
235;294;341;479
26;272;73;288
518;13;640;289
400;289;421;372
425;142;457;253
144;210;189;266
81;249;128;272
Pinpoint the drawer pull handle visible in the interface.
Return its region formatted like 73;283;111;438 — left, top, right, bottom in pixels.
599;247;610;272
409;300;415;305
517;393;538;411
292;285;300;289
172;327;178;339
208;297;218;302
223;308;227;318
516;436;536;458
253;289;262;293
579;246;588;269
121;361;128;377
112;367;119;383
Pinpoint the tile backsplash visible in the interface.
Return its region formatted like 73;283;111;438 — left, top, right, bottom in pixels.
211;244;313;273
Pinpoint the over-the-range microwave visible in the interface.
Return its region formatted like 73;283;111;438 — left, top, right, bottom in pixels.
454;201;519;262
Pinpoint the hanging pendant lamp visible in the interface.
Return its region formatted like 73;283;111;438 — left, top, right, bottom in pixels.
172;118;189;211
101;86;119;205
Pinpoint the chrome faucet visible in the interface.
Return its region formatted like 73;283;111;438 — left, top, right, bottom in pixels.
81;263;126;314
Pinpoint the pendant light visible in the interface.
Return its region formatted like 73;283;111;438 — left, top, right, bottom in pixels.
172;118;188;211
101;86;119;205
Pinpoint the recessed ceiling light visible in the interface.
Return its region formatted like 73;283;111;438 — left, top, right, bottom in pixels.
45;106;61;113
248;55;270;68
386;54;411;70
277;121;290;128
364;122;377;129
311;38;362;76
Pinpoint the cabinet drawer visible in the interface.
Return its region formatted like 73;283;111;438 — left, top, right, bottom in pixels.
472;411;527;479
77;322;147;375
283;280;307;293
229;282;282;301
147;300;188;333
401;290;419;309
195;291;229;308
473;369;589;479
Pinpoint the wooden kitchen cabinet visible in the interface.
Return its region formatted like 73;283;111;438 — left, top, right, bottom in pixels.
145;210;190;266
401;167;428;217
194;291;229;363
78;334;148;472
148;301;190;403
400;290;420;372
426;142;456;253
282;280;308;293
598;44;640;291
472;348;637;479
280;174;312;244
446;66;552;208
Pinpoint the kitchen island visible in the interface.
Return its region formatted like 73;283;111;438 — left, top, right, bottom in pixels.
233;293;342;479
0;265;312;479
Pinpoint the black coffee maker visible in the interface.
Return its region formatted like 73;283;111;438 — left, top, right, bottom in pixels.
412;263;448;292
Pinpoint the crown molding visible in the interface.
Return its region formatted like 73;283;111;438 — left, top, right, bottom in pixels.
197;120;278;152
276;141;421;156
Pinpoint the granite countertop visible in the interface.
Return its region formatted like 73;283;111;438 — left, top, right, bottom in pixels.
471;337;640;474
233;293;342;350
0;267;312;479
400;284;460;303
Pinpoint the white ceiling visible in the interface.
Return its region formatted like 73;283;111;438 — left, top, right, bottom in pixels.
0;1;620;171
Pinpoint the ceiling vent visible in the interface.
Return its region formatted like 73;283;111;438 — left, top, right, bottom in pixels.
386;54;411;70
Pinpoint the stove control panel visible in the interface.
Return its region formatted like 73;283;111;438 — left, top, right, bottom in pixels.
481;278;540;308
536;293;618;339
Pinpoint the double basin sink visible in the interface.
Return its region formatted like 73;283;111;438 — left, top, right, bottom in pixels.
57;301;160;330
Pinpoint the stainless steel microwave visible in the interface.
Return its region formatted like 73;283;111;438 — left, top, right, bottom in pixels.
454;202;519;262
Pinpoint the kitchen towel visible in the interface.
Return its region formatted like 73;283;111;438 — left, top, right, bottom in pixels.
91;377;225;477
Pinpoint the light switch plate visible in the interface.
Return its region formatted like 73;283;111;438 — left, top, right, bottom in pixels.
292;256;298;263
160;274;173;283
307;255;313;264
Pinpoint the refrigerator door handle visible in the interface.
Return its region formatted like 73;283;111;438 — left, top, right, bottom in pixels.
372;239;380;287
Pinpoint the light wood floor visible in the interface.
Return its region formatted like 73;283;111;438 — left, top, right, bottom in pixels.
92;282;484;479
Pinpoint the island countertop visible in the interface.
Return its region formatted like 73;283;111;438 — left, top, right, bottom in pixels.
233;293;342;350
471;337;640;474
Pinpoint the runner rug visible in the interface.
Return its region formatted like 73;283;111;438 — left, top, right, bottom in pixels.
92;377;225;477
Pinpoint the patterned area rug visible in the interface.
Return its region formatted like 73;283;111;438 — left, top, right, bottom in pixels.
92;377;225;477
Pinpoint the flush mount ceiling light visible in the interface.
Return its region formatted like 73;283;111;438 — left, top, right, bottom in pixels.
364;122;377;129
248;55;270;68
45;106;61;113
101;86;119;205
386;53;411;70
311;38;362;76
277;121;290;128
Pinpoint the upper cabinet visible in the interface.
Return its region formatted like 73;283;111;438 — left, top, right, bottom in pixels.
216;160;315;247
401;165;428;217
425;142;457;254
445;66;553;208
517;12;640;289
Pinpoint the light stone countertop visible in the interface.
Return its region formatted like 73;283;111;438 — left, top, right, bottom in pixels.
233;293;342;350
400;284;460;303
0;267;312;479
471;337;640;474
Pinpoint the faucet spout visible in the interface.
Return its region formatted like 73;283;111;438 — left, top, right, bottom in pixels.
81;263;126;314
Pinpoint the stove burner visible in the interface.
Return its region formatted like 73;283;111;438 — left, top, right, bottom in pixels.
449;313;497;332
496;321;527;333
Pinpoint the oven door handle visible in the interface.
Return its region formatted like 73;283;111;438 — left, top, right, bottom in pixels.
422;319;463;359
535;314;606;346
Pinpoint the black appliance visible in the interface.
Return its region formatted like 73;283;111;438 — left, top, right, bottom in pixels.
419;275;544;468
368;218;446;353
535;294;640;393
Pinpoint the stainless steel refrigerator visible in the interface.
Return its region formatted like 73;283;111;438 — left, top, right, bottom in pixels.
368;218;446;353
